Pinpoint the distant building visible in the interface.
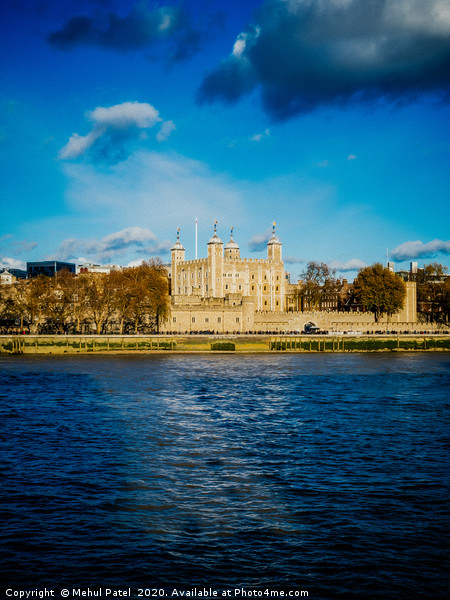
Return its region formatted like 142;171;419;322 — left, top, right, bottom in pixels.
77;263;121;274
27;261;76;278
0;270;14;285
0;267;27;284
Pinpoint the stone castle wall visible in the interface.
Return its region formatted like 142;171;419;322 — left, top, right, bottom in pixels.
164;226;420;334
161;294;421;334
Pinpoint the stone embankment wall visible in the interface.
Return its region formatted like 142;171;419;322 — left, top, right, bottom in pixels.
253;310;433;333
1;334;449;354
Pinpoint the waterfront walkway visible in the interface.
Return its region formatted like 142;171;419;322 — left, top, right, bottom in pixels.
1;334;449;354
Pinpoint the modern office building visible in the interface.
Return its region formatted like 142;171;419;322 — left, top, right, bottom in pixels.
27;261;76;278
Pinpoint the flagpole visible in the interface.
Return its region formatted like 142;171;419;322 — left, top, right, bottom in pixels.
195;217;198;259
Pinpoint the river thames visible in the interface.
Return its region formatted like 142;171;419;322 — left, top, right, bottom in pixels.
1;353;449;599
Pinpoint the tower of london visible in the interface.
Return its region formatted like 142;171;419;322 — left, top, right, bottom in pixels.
163;223;417;334
170;223;285;309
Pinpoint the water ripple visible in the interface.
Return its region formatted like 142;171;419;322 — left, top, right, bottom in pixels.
1;353;449;598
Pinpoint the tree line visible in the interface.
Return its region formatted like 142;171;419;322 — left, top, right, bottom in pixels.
1;259;449;333
298;261;450;323
0;261;169;334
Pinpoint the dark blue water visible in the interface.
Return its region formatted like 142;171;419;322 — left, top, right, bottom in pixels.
1;353;449;599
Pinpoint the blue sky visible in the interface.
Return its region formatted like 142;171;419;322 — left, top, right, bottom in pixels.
1;0;450;281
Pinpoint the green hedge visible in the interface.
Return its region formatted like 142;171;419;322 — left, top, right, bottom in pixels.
211;342;235;351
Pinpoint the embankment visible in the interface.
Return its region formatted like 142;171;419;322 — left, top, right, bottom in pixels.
1;334;449;354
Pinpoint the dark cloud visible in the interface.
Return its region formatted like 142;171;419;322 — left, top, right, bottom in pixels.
47;1;210;62
198;0;450;120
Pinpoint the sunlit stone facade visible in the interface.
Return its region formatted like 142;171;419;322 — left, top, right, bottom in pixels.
162;224;417;334
169;224;285;313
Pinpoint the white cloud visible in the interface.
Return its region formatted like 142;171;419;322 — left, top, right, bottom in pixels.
391;239;450;260
328;258;367;271
157;120;176;142
248;228;272;252
347;154;357;161
0;256;26;270
284;256;305;264
59;102;165;162
56;227;171;264
59;132;100;160
89;103;160;129
250;128;270;142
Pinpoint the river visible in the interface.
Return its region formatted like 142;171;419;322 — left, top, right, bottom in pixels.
1;353;449;599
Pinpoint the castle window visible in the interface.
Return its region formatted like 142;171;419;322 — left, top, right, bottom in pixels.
192;317;196;323
218;317;222;323
173;316;177;322
225;284;229;290
178;287;181;294
264;300;267;306
263;285;267;292
238;285;242;290
236;317;240;323
276;285;279;292
251;285;255;292
205;317;209;323
251;274;255;280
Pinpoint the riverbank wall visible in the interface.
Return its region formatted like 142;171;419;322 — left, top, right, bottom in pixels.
1;334;449;354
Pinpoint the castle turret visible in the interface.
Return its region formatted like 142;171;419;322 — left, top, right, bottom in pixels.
267;222;282;262
207;221;223;297
171;228;185;296
224;227;240;260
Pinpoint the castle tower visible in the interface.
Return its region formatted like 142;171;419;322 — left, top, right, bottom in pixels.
224;227;240;261
171;228;185;297
207;221;223;297
267;222;282;262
